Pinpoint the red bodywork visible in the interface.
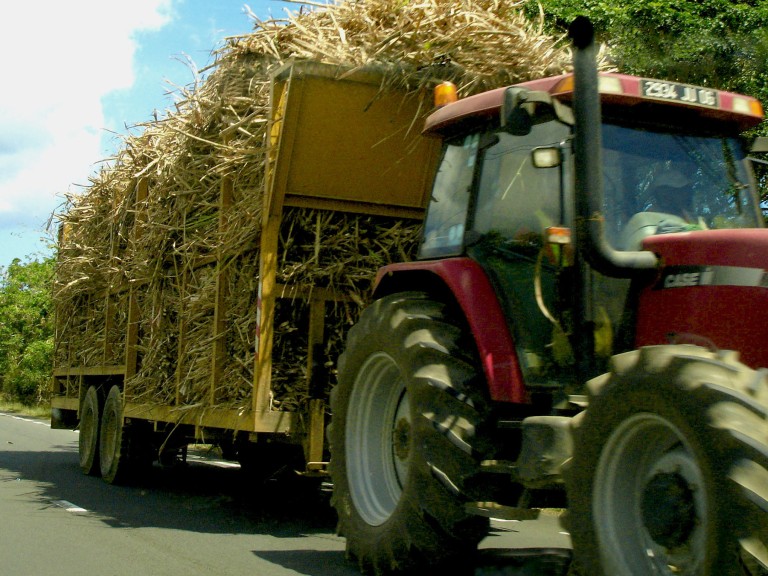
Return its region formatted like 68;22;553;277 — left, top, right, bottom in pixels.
424;73;763;137
374;258;526;403
636;229;768;369
397;72;766;402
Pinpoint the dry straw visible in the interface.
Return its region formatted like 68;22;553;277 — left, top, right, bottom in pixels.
54;0;588;413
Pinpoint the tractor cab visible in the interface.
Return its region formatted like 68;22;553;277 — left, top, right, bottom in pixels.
333;23;768;574
418;72;765;392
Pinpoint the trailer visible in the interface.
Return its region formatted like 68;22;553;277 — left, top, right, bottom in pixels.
51;61;439;484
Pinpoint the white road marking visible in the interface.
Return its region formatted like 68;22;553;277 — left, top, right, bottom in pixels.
0;412;50;427
52;500;87;513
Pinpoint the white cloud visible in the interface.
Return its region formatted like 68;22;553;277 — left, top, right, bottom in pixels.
0;0;172;234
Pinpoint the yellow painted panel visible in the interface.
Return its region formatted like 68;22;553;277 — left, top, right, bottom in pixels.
123;403;294;434
272;62;439;214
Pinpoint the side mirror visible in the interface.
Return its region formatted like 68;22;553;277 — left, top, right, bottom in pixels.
501;87;575;137
751;136;768;154
748;136;768;169
501;88;533;136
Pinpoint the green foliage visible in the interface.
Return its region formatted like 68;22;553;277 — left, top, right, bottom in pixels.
530;0;768;93
527;0;768;213
0;256;54;405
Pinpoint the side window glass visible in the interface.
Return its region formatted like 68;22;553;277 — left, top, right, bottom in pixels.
419;134;479;259
473;123;568;246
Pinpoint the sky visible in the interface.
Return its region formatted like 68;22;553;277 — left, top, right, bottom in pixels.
0;0;296;269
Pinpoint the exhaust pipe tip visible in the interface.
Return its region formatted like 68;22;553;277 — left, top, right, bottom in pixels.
568;16;595;50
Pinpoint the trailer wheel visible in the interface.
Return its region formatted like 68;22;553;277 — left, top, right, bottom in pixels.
79;385;102;475
99;386;129;484
330;291;496;575
566;345;768;576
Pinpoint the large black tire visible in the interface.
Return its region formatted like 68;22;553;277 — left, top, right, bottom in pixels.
329;291;498;575
566;345;768;576
99;385;154;484
99;385;129;484
79;385;102;475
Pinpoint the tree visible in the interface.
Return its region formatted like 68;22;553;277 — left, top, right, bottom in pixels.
530;1;768;91
0;256;54;405
527;0;768;213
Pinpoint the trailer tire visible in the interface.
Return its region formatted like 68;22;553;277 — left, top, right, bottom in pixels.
329;291;496;575
566;345;768;576
79;385;102;475
99;386;130;484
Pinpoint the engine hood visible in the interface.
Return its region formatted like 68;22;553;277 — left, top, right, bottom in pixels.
635;228;768;368
643;228;768;270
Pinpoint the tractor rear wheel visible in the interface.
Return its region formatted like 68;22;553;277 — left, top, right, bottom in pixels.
329;291;496;575
566;345;768;576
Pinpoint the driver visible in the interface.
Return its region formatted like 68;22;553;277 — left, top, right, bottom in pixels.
620;166;699;250
646;167;694;220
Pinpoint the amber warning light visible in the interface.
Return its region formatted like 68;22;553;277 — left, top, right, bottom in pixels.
544;226;573;265
434;82;458;107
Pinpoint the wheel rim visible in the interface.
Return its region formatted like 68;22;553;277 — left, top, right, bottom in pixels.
346;352;410;527
594;412;707;575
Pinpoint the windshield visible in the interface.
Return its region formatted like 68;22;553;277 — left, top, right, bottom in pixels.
601;123;762;250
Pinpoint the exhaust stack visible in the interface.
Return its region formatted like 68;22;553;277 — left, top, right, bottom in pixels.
569;16;658;276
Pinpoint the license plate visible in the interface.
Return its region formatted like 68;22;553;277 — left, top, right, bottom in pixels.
641;80;719;108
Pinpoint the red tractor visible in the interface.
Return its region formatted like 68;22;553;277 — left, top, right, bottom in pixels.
329;18;768;576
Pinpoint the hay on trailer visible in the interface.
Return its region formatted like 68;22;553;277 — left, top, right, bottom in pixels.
54;0;600;413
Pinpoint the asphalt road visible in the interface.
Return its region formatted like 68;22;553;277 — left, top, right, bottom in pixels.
0;412;571;576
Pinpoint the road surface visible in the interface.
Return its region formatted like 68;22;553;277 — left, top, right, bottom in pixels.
0;411;571;575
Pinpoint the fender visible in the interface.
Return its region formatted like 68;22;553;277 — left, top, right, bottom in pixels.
373;257;526;403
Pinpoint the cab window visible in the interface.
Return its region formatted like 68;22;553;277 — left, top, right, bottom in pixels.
419;134;479;259
472;121;570;241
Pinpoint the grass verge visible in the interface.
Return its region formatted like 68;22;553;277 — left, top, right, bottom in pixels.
0;398;49;419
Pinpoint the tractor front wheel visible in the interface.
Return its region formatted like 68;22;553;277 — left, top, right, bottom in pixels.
567;345;768;575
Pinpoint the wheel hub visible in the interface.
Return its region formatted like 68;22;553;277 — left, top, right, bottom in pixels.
641;471;696;549
593;413;707;574
392;417;411;462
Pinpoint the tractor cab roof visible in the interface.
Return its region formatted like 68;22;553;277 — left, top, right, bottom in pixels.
423;72;764;137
